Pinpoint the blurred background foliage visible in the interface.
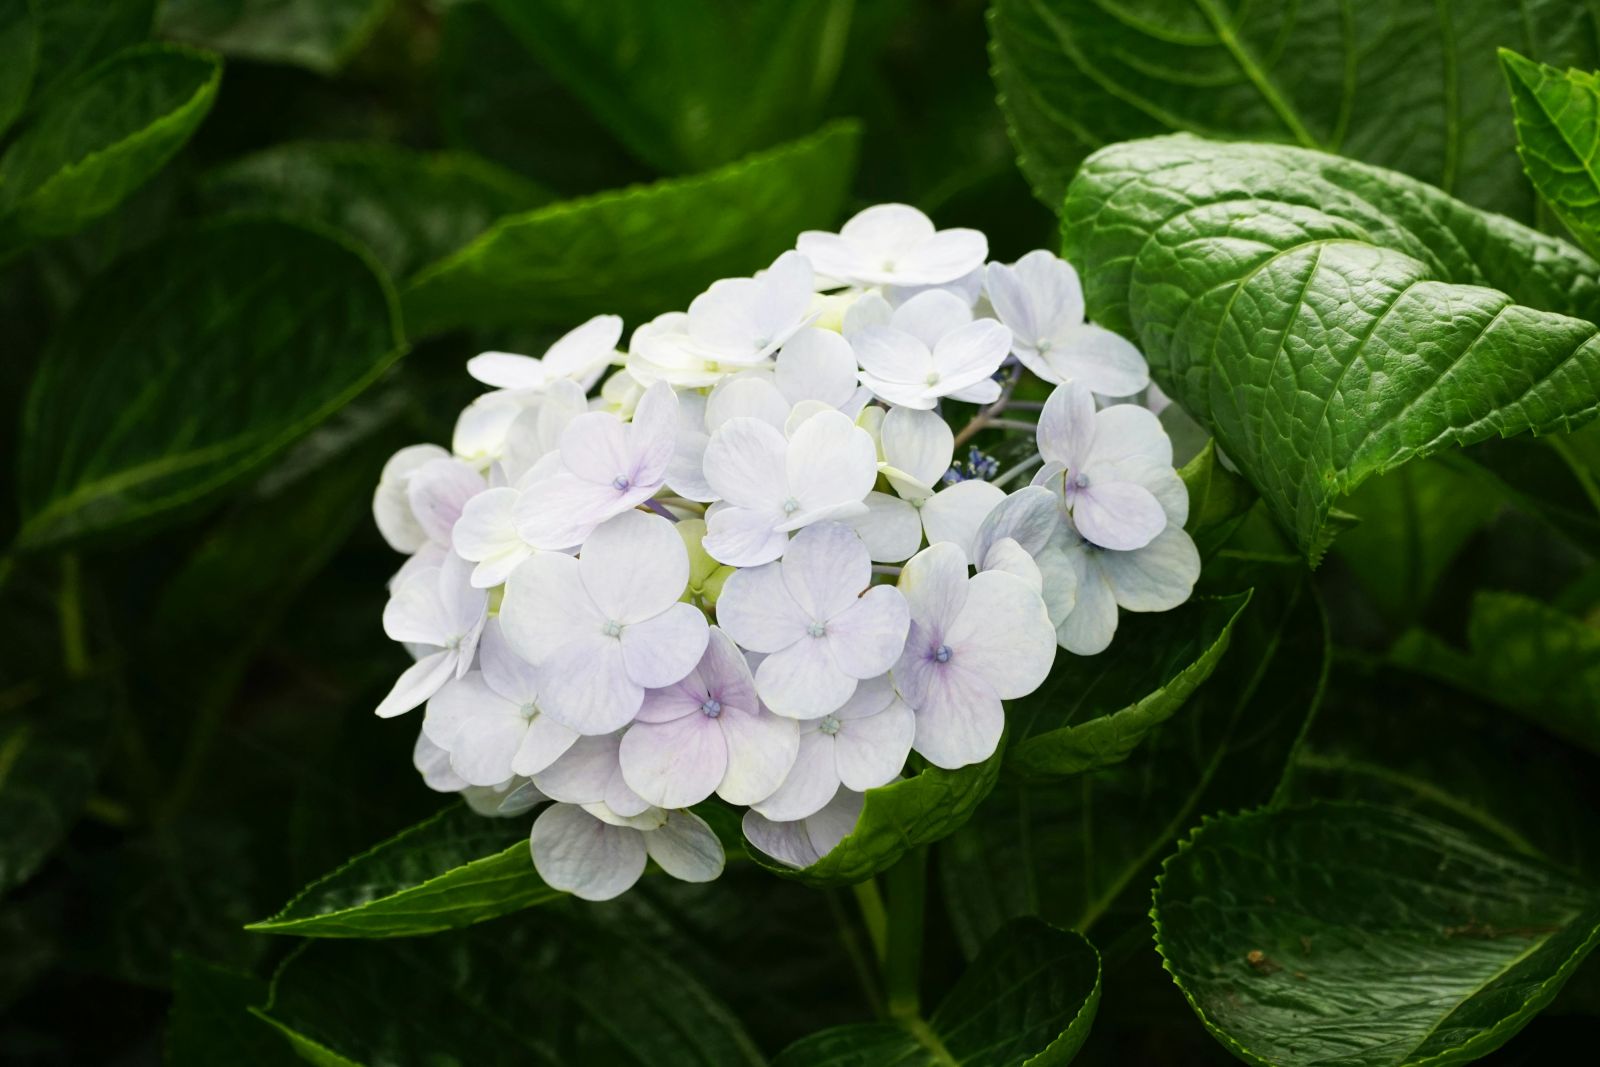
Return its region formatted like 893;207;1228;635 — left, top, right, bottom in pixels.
0;0;1597;1064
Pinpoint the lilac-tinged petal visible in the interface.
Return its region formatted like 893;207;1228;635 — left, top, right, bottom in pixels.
478;618;539;706
537;634;641;734
531;804;646;901
513;473;631;550
749;730;841;820
643;811;725;883
984;259;1043;352
945;570;1056;699
1056;553;1119;655
637;679;708;724
375;650;456;718
511;715;579;777
826;585;910;680
699;626;760;715
1099;525;1200;612
716;704;799;805
625;380;679;486
804;788;866;856
579;510;690;623
531;732;622;804
558;410;631;486
832;673;896;720
406;458;485;546
702;503;788;567
833;696;914;791
452;488;529;588
972;485;1059;563
897;542;969;632
716;562;808;653
1073;481;1167;551
741;810;820;868
499;553;600;668
780;521;870;621
1037;382;1096;468
620;603;709;688
755;636;857;718
619;714;727;808
496;779;547;817
907;662;1005;769
921;480;1005;561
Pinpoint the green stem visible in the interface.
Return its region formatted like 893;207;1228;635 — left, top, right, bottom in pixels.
59;554;90;678
851;878;889;964
883;847;927;1022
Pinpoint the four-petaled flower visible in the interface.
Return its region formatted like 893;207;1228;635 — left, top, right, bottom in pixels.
376;551;488;718
466;314;622;393
852;292;1011;410
798;203;986;288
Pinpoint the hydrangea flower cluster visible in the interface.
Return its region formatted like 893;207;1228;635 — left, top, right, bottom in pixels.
372;205;1199;900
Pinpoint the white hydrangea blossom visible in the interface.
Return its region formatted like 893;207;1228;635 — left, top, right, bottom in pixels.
368;203;1201;894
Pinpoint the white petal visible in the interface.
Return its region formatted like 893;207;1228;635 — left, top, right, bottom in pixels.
981;537;1043;592
499;553;600;667
984;259;1044;355
537;634;641;734
716;704;800;805
1100;525;1201;612
929;319;1010;395
619;603;710;688
898;227;988;286
495;778;547;816
716;561;808;653
897;542;970;631
531;804;647;901
1044;323;1149;398
1037;382;1095;467
859;374;937;410
786;410;877;512
375;650;456;718
841;203;935;255
707;376;790;431
755;636;858;718
449;701;530;787
780;521;870;621
852;326;932;385
825;585;911;679
1090;402;1173;467
972;485;1060;564
383;565;446;645
1073;481;1167;551
842;492;923;563
833;697;914;791
624;380;680;486
907;661;1005;769
803;788;866;857
945;570;1056;699
413;727;467;792
477;618;539;705
619;714;727;808
513;473;631;550
750;730;841;820
542;314;623;383
841;290;893;336
775;328;858;408
643;811;725;883
946;378;1003;404
467;351;547;390
890;289;972;350
511;715;579;777
921;480;1005;562
880;405;954;494
1056;552;1119;655
702;503;788;567
452;395;521;465
741;810;822;868
579;510;689;623
406;458;485;546
452;486;521;561
665;427;716;502
374;444;450;553
422;670;493;748
703;416;789;510
532;732;623;804
558;410;631;486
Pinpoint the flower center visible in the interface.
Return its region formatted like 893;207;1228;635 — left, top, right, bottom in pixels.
924;371;941;386
612;474;631;490
934;643;953;663
444;633;464;651
518;701;538;721
818;714;842;735
910;496;927;510
880;259;896;272
1037;338;1053;352
700;698;723;718
602;620;623;637
1073;471;1090;489
753;336;770;351
783;497;801;515
807;621;827;638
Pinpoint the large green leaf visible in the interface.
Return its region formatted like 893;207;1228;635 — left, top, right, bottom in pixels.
1503;49;1600;259
258;914;765;1066
0;43;220;253
487;0;854;173
941;560;1327;951
29;0;154;108
0;0;37;139
249;803;560;937
1176;441;1255;557
750;743;1004;889
201;142;552;280
0;678;111;896
1393;591;1600;755
16;217;405;550
773;918;1100;1067
1154;802;1600;1067
988;0;1600;222
1062;136;1600;562
158;0;390;74
1005;592;1252;780
167;955;297;1066
403;119;861;336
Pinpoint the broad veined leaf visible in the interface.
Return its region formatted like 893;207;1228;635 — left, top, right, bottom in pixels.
248;803;560;937
258;914;765;1066
0;43;220;253
1005;591;1252;780
16;217;405;550
1503;49;1600;259
1063;136;1600;562
167;955;298;1066
201;142;552;279
0;0;37;139
1393;591;1600;756
1154;801;1600;1067
0;678;112;896
158;0;391;74
749;743;1004;889
29;0;155;108
988;0;1600;222
487;0;854;173
941;560;1327;952
1334;458;1499;626
403;119;861;336
772;918;1100;1067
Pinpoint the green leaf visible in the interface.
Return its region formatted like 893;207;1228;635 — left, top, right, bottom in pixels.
1503;49;1600;259
1177;441;1255;557
403;119;861;336
487;0;854;173
16;217;405;550
0;678;112;896
988;0;1600;222
30;0;155;108
1393;591;1600;755
157;0;391;74
750;743;1004;889
1333;458;1499;626
1005;591;1252;780
167;955;298;1066
773;918;1101;1066
0;43;220;253
248;803;561;938
1062;136;1600;563
0;0;38;139
201;142;553;280
1154;801;1600;1067
258;914;765;1066
941;560;1327;950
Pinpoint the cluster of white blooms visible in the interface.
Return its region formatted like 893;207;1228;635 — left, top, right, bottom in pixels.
372;205;1199;901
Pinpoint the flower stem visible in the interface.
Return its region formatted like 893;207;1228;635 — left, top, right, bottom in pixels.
883;846;927;1022
951;373;1020;448
994;452;1044;488
870;564;903;577
851;878;889;963
985;418;1038;433
59;554;89;678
